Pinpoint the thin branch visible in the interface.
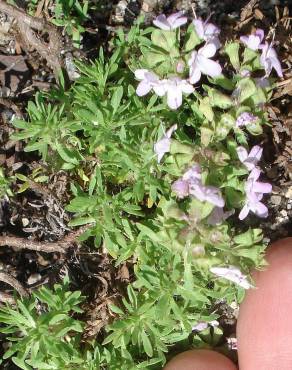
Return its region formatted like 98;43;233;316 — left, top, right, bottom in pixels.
0;226;88;254
0;272;28;297
0;0;63;77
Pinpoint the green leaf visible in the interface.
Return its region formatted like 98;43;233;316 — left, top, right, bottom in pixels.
237;78;257;103
141;330;153;357
55;142;80;165
225;42;240;70
151;29;177;51
111;86;123;114
184;23;201;52
109;304;124;315
199;97;214;121
208;89;233;109
103;231;119;258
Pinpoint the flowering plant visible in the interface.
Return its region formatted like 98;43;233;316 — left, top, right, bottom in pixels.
5;12;283;369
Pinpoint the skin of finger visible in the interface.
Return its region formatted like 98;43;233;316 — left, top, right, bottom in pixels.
163;349;237;370
237;237;292;370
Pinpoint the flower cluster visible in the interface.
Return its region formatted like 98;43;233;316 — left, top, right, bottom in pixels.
134;14;282;110
240;28;283;77
171;164;224;207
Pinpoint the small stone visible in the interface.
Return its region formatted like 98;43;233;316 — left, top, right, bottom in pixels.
270;195;282;206
27;273;42;286
280;210;288;218
285;186;292;199
22;218;30;227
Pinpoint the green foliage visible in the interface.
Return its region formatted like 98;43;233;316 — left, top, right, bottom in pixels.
7;15;278;369
0;167;13;199
25;0;90;47
0;277;88;370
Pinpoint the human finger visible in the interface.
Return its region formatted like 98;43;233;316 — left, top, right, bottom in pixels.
237;237;292;370
163;348;237;370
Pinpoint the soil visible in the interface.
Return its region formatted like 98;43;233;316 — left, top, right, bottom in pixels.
0;0;291;368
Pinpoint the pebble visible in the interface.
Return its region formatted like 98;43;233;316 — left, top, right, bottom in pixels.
270;195;282;206
27;273;42;286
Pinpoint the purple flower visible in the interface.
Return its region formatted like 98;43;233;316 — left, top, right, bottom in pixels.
259;42;283;78
153;11;187;30
171;179;189;198
235;112;257;127
240;69;251;77
255;77;270;88
134;69;160;96
236;145;263;171
189;183;225;208
154;124;177;163
207;207;234;225
192;320;219;332
239;168;272;220
188;42;222;84
183;164;202;182
176;60;185;73
172;164;224;207
210;266;252;289
240;28;265;50
154;77;194;110
192;17;220;48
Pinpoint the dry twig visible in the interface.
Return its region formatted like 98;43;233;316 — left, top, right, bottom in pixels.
0;271;28;297
0;226;88;254
0;0;63;77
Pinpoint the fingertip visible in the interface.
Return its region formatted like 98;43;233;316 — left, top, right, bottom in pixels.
237;237;292;370
164;349;237;370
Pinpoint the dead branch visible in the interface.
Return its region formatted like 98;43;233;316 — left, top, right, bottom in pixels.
0;0;63;78
0;226;88;254
0;272;28;297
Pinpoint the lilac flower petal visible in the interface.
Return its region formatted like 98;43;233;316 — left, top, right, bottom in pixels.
240;29;265;50
205;23;220;38
197;56;222;77
172;16;188;29
153;81;167;97
255;28;264;41
189;65;201;84
172;179;189;198
199;43;217;58
193;19;204;38
153;15;171;30
236;146;248;163
253;201;268;218
183;165;202;182
190;184;225;207
167;86;183;110
239;204;250;220
248;168;261;181
249;145;263;162
207;207;234;225
210;266;252;289
180;81;195;94
167;11;185;24
135;69;148;80
260;42;283;78
166;124;178;138
192;322;208;332
252;182;272;194
235;112;257;127
154;124;177;163
240;35;249;44
136;81;152;96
